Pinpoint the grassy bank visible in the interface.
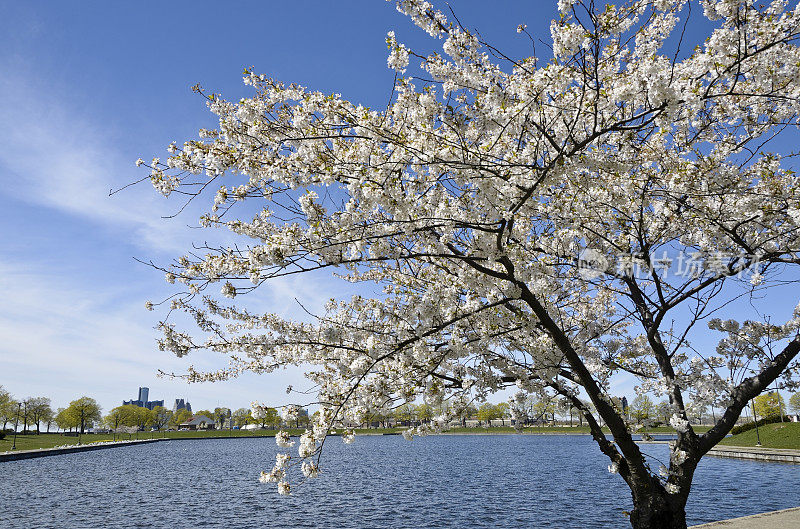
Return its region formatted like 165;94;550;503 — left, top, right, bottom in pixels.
0;429;294;452
0;433;118;452
719;422;800;449
2;424;713;453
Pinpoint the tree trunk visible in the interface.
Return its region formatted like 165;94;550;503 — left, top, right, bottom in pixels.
630;489;688;529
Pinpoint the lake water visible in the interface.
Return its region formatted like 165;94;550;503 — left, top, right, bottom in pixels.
1;434;798;528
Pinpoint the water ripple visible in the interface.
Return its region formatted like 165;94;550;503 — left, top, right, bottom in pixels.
0;435;798;528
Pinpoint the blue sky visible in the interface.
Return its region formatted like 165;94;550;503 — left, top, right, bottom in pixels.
0;1;561;413
0;1;797;415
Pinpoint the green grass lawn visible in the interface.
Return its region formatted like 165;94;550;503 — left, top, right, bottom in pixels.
0;429;292;452
0;433;118;451
135;429;298;440
718;422;800;449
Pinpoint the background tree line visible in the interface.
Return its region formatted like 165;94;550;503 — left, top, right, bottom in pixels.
4;384;796;441
1;386;103;436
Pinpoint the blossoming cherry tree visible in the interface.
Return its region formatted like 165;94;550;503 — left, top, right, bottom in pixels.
141;1;800;528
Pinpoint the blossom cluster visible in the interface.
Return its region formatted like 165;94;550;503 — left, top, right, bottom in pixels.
141;0;800;495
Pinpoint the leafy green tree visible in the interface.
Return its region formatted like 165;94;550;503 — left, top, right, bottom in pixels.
108;404;154;432
532;395;556;425
295;407;310;428
214;407;231;429
393;404;414;426
19;398;33;433
65;396;102;434
232;407;252;427
556;398;573;426
45;412;57;433
251;405;280;429
54;407;72;432
630;395;656;425
151;406;172;430
104;406;134;429
477;403;500;426
790;392;800;414
439;401;477;427
170;407;192;428
687;402;708;425
754;392;785;419
365;410;389;428
194;409;214;421
496;402;511;426
261;407;280;429
655;401;672;425
104;405;138;439
28;397;53;435
133;406;155;431
416;403;433;424
0;386;18;430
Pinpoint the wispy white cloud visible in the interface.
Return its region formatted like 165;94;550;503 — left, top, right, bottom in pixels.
0;258;312;412
0;64;431;420
0;74;337;411
0;73;214;255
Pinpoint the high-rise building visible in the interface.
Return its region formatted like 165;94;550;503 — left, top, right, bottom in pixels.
173;398;192;414
123;387;162;410
145;400;164;410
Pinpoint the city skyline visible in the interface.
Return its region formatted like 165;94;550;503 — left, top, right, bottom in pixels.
122;386;163;410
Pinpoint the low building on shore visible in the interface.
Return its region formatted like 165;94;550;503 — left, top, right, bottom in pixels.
179;415;215;431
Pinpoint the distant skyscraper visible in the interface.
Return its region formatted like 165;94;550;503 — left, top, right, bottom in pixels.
174;398;192;414
123;387;162;410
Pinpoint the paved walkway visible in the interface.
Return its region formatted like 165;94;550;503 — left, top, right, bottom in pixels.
705;445;800;463
690;507;800;528
639;441;800;463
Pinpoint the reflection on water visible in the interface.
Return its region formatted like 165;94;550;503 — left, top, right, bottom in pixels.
1;435;798;528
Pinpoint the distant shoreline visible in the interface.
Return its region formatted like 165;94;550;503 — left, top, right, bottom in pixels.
0;438;161;462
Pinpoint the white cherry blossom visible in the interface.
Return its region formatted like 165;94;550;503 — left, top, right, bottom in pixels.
142;1;800;527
